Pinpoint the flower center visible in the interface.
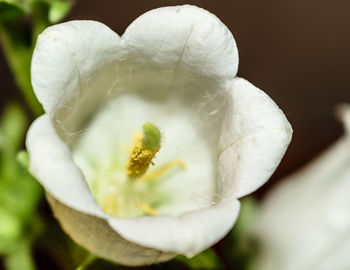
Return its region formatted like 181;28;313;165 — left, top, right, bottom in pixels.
94;122;185;218
72;95;216;219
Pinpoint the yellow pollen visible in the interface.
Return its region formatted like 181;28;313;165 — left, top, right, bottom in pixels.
98;122;187;218
126;132;160;178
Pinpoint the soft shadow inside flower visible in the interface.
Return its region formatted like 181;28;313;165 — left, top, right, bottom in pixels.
68;68;228;218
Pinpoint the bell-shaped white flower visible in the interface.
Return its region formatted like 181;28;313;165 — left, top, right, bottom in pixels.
253;105;350;270
26;5;292;266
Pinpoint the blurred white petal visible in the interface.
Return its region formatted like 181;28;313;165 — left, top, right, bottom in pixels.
253;104;350;270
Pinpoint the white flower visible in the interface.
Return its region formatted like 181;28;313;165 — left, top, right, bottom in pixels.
253;105;350;270
26;5;292;266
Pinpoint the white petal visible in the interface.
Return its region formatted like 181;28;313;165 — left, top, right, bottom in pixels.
47;195;176;266
319;235;350;270
108;198;240;257
123;5;238;81
31;20;124;117
254;104;350;270
217;77;292;198
26;114;240;262
26;114;103;215
27;115;173;265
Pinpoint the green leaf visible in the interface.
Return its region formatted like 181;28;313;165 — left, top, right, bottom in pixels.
48;0;72;23
4;239;36;270
0;18;44;116
0;1;25;21
0;105;42;255
17;150;29;169
226;197;260;270
0;103;26;154
0;166;41;223
0;161;42;255
232;197;259;236
176;249;223;270
0;209;22;252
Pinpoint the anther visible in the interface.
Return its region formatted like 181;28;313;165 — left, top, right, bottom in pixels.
126;122;161;178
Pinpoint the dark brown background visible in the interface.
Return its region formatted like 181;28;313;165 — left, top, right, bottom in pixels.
1;0;350;196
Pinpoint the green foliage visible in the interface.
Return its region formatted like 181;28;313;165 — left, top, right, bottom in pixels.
16;150;29;169
176;249;223;270
0;104;42;264
0;210;21;251
0;0;73;22
4;240;35;270
0;0;74;268
233;197;259;236
219;197;261;270
0;103;26;154
48;0;72;23
0;0;73;116
0;1;25;21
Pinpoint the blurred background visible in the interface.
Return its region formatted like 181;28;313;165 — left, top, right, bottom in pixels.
1;0;350;269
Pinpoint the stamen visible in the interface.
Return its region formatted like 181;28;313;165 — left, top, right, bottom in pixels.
100;122;188;218
138;202;158;215
126;122;161;178
103;194;117;214
141;160;187;182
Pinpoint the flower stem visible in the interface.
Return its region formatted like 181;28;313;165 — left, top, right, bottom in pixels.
75;253;96;270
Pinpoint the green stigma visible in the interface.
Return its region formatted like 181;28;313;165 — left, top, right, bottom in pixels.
142;122;161;150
